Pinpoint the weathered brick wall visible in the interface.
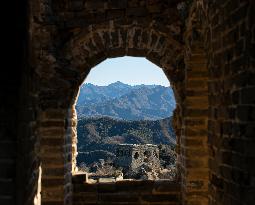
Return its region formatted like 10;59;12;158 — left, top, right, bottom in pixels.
184;1;255;205
72;174;181;205
38;109;72;205
205;1;255;205
30;0;76;203
182;45;209;205
181;3;210;205
70;105;78;173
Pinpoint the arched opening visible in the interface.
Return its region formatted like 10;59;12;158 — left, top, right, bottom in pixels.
134;152;139;159
74;56;177;181
38;10;185;205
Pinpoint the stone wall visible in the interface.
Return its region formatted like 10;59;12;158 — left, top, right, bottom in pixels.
205;1;255;205
38;108;73;205
115;144;160;171
0;1;255;205
185;1;255;205
72;174;181;205
182;2;210;205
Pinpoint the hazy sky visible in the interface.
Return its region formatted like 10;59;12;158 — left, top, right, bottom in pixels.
83;57;170;86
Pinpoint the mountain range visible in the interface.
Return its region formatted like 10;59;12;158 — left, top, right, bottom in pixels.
76;82;176;166
76;81;176;120
77;116;176;166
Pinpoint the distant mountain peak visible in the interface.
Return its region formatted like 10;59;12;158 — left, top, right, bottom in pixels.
112;81;123;84
108;81;127;86
76;82;176;120
83;83;96;87
82;82;170;88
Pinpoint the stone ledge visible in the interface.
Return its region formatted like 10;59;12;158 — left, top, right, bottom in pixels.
72;174;181;204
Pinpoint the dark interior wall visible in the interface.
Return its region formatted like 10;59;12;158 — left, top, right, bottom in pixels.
207;1;255;205
0;0;39;205
0;0;26;204
0;38;19;204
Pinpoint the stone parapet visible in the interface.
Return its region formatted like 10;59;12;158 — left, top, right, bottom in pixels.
73;174;181;205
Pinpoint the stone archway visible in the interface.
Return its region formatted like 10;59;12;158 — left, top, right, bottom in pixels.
33;1;210;205
62;20;185;172
37;27;185;205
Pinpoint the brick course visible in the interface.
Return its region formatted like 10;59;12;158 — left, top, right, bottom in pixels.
73;174;181;205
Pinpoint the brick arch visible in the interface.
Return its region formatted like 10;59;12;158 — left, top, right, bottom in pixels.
38;24;185;205
64;29;181;109
36;2;186;205
63;26;185;169
64;25;183;83
36;0;185;109
57;25;186;179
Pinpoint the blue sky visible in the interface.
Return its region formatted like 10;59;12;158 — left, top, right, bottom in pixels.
83;57;170;86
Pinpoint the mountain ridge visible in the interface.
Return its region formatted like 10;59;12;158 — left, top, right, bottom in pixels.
77;116;176;166
76;82;176;120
